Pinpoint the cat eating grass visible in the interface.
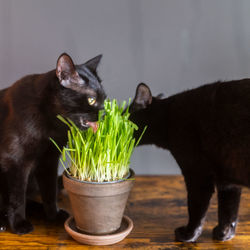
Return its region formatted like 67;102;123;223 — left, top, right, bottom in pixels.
0;53;106;234
129;80;250;242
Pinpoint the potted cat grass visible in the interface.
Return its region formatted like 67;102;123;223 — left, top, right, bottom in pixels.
51;99;145;245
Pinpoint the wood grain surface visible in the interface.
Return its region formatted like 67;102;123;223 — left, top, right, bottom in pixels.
0;175;250;249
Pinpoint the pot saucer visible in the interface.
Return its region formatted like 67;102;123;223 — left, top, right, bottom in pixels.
64;215;133;245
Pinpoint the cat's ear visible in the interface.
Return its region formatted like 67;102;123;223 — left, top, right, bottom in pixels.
56;53;83;87
82;54;102;74
134;83;152;108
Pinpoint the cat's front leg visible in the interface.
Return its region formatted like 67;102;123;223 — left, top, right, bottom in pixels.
0;210;8;232
3;163;33;234
213;184;241;241
35;147;69;223
0;187;8;232
175;174;214;242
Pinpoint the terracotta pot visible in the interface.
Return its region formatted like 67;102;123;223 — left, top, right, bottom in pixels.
63;169;134;235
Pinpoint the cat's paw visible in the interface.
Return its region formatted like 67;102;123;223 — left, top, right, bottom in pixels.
212;222;237;241
12;219;33;235
175;225;202;242
0;224;6;232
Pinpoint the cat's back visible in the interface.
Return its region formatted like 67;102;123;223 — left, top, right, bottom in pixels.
165;78;250;147
212;78;250;106
1;71;55;112
0;87;8;100
177;78;250;133
169;78;250;118
0;87;10;120
0;71;54;132
203;79;250;125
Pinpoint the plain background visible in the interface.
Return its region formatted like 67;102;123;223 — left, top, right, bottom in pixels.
1;0;250;174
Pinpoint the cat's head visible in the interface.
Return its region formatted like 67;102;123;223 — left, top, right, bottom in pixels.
55;53;106;131
129;83;164;144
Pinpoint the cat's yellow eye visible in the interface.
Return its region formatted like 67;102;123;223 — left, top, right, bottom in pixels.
88;97;96;106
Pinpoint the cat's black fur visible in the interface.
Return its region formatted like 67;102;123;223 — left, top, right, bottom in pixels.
129;81;250;242
0;53;106;234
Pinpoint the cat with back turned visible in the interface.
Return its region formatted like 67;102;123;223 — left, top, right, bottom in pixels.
0;53;106;234
129;80;250;242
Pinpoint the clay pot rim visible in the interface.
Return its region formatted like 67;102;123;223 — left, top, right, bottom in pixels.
64;168;135;185
64;215;133;244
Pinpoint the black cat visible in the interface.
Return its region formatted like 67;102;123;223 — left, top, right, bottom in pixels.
129;81;250;242
0;53;106;234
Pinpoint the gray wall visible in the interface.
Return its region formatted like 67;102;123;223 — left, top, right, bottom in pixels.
1;0;250;174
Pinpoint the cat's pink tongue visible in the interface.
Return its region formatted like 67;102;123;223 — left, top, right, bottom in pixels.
86;121;98;133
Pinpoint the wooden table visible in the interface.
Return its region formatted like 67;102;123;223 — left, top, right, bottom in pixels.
1;176;250;249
